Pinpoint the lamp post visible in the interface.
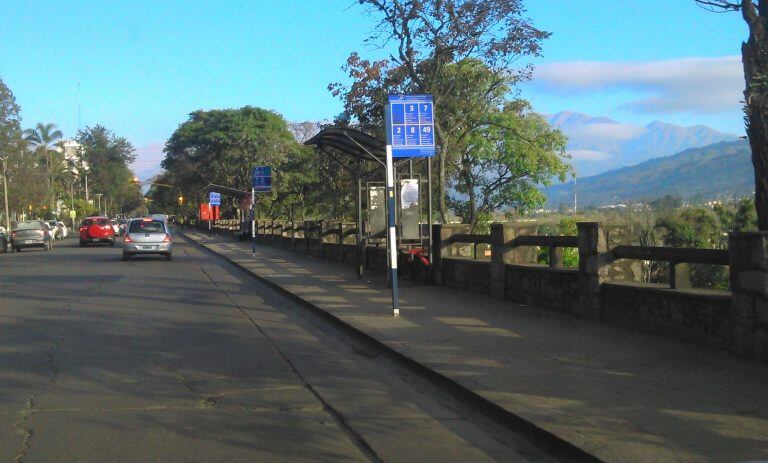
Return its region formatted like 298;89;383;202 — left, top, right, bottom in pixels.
95;193;102;215
0;155;10;234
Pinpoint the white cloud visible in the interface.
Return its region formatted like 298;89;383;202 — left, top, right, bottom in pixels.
569;123;647;141
532;56;743;114
568;150;610;161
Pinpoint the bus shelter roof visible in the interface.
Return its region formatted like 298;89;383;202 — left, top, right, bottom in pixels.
304;127;385;164
205;183;251;198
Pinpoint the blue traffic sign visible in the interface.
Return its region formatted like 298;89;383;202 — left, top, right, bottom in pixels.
386;94;435;158
252;166;272;192
209;192;221;206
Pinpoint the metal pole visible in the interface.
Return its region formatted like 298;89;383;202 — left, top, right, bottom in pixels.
1;157;10;234
356;164;363;279
427;156;433;281
385;144;399;316
251;188;256;257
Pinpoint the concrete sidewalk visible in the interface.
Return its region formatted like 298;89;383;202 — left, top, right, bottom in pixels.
183;231;768;463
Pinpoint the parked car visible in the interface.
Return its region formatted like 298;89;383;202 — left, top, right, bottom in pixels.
0;226;7;253
117;219;128;235
79;216;116;246
58;221;68;239
122;217;172;261
10;220;54;252
46;221;60;240
47;220;68;240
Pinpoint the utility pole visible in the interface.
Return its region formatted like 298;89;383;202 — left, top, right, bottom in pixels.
95;193;102;215
1;156;10;233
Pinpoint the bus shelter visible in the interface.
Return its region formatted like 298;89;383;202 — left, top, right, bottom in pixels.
304;127;433;279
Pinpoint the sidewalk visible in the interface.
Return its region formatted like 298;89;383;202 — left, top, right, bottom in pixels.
183;231;768;463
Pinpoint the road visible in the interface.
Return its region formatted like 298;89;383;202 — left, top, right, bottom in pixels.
0;235;558;462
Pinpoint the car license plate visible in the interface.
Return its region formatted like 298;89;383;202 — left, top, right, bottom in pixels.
142;245;154;250
22;240;32;244
92;238;99;242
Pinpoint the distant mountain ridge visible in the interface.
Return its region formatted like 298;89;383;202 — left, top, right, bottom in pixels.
547;111;739;177
542;140;754;207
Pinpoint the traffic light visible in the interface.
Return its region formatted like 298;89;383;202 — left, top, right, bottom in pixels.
177;195;184;206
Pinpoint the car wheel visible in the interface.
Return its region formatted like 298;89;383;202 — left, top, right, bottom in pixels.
110;239;115;247
122;254;129;261
14;247;20;253
165;253;172;261
79;241;86;247
47;242;53;251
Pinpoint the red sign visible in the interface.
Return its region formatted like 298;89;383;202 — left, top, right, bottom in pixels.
199;203;211;221
211;205;220;221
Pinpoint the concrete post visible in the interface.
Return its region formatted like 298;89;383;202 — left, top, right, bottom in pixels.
729;231;768;358
432;224;455;286
337;222;345;262
549;246;563;268
304;221;311;255
670;262;691;290
577;222;609;320
490;224;516;298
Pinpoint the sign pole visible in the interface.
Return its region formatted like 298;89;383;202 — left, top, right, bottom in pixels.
385;144;400;317
251;187;256;257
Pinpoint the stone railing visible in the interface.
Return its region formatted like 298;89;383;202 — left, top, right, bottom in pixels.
201;218;768;361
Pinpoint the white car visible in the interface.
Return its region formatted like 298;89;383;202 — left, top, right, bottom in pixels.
47;221;68;240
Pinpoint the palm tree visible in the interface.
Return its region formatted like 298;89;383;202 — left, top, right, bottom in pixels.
23;122;63;209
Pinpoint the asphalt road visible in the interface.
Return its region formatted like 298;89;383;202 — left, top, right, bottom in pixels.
0;235;557;463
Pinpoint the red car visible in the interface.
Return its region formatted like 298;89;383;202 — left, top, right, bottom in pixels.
79;216;116;247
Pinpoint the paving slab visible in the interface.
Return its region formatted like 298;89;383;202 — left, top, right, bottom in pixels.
184;230;768;463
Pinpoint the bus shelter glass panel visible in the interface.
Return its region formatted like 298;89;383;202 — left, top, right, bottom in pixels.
367;184;386;239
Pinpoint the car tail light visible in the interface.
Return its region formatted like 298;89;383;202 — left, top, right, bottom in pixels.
124;235;133;243
163;234;171;243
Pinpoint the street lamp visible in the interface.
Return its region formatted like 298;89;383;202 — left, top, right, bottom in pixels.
0;155;10;234
95;193;103;215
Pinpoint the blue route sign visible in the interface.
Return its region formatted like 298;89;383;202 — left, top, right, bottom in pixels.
252;166;272;192
209;192;221;206
386;94;435;158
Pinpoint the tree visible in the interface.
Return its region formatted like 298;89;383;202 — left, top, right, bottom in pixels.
163;107;301;215
23;122;63;208
695;0;768;230
450;99;569;230
0;78;21;231
332;0;550;222
76;125;141;214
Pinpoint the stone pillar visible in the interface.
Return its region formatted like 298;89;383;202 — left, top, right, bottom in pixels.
729;231;768;359
304;221;312;255
549;246;563;268
432;224;455;285
490;224;516;299
337;222;345;262
577;222;609;320
670;262;691;289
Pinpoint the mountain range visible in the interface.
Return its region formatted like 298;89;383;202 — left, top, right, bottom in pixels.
542;140;754;208
547;111;739;177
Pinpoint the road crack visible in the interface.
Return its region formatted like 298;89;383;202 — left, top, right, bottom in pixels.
185;246;384;463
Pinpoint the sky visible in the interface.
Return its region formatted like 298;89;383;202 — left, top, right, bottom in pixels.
0;0;749;178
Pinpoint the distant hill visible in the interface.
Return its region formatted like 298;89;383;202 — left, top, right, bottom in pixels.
547;111;739;177
543;140;754;207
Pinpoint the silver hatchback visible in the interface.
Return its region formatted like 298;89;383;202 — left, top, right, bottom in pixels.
122;218;173;261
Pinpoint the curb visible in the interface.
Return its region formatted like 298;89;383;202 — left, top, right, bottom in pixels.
182;231;604;463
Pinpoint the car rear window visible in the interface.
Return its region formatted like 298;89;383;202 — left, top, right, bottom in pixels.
82;218;110;226
16;221;43;230
129;220;165;233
